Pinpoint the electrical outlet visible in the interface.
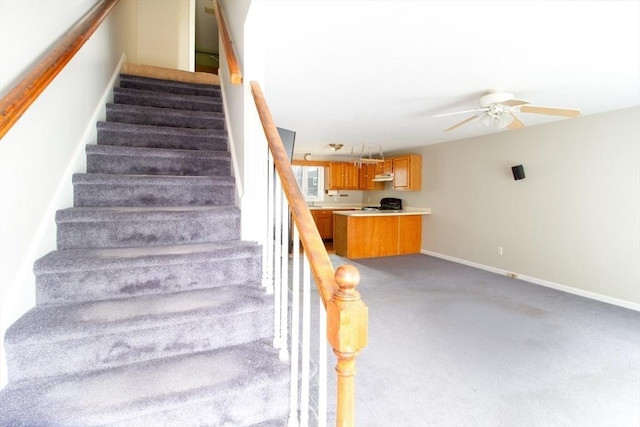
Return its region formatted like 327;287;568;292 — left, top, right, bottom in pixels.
497;246;503;255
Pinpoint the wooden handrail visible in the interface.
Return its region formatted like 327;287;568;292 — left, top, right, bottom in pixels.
251;81;368;426
250;81;337;307
0;0;121;140
213;0;242;85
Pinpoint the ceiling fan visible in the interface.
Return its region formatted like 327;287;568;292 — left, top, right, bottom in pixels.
434;90;581;132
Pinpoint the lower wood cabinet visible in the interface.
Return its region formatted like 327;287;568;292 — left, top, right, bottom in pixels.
311;210;333;239
333;214;423;258
310;209;356;239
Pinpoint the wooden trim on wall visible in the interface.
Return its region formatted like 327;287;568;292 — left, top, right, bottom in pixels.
292;159;331;167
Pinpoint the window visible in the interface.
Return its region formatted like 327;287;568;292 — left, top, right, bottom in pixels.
293;166;324;202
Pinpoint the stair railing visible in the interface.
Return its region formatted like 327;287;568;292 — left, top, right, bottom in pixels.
0;0;121;140
212;0;242;85
251;81;368;427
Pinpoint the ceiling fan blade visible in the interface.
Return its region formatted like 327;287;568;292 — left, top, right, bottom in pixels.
433;107;486;118
502;98;530;107
443;115;479;132
507;113;525;130
518;105;581;118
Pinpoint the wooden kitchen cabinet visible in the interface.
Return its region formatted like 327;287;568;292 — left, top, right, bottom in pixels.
398;215;422;254
333;213;423;258
392;154;421;191
311;208;357;239
311;209;334;239
383;159;393;174
325;162;359;190
358;163;384;190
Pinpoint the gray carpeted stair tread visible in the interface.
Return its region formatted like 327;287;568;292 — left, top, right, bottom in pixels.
114;86;223;112
5;286;272;382
73;172;234;186
35;240;261;273
73;173;235;207
86;144;231;160
35;241;263;306
119;73;222;97
0;340;289;427
86;144;231;176
106;103;225;130
96;121;228;151
56;206;240;249
56;205;239;222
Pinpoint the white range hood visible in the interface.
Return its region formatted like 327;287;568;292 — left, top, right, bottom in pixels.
372;173;393;182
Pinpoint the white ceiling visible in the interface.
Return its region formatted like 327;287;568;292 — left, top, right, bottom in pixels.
259;1;640;158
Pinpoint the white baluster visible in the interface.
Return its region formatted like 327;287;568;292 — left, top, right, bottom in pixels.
279;196;290;362
263;155;275;294
287;225;301;427
300;255;311;426
273;174;283;350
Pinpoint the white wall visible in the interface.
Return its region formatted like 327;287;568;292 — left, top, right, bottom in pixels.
0;0;130;387
136;0;194;71
219;0;269;241
373;108;640;308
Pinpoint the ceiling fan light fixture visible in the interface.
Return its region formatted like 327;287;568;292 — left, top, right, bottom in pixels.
436;90;580;133
479;111;513;129
496;112;514;128
328;143;343;151
479;113;492;128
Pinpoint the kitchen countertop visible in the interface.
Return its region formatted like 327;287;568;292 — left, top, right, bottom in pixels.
333;207;431;217
308;205;361;210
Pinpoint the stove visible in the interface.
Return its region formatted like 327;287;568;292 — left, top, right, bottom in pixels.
362;198;403;211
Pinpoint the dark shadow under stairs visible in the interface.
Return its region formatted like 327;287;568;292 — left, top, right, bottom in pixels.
0;74;289;426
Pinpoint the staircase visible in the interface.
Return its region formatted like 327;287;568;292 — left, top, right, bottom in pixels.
0;74;289;426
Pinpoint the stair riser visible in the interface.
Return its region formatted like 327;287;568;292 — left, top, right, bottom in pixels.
107;384;289;427
86;153;231;176
107;108;225;130
36;257;262;306
97;123;228;151
120;76;221;98
114;89;223;112
7;309;272;382
57;217;240;250
74;183;234;207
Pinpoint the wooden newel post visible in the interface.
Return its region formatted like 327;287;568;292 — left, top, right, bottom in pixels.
327;264;368;427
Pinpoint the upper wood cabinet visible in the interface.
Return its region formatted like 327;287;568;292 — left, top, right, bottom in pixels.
358;163;384;190
324;155;421;191
383;159;393;174
392;154;421;191
326;162;359;190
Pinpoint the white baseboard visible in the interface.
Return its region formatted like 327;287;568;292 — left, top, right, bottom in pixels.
421;250;640;312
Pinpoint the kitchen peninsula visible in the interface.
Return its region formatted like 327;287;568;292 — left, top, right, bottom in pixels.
333;208;431;259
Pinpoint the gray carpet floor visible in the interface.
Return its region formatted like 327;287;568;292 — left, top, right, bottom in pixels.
315;253;640;427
